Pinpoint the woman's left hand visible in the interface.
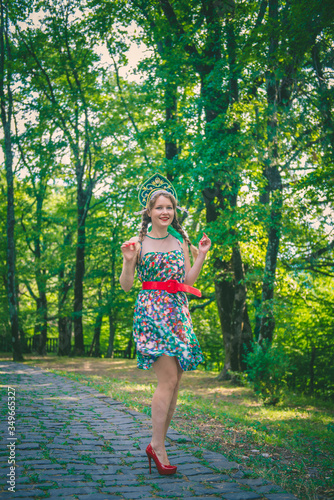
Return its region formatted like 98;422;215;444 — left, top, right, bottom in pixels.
199;232;211;255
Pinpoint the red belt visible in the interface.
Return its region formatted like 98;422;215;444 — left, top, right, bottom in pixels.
142;279;202;297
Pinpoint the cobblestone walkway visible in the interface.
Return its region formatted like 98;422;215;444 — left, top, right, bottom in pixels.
0;362;299;500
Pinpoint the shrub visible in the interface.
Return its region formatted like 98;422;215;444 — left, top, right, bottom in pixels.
244;340;290;405
226;371;248;386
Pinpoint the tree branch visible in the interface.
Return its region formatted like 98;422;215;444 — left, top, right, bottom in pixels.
307;240;334;261
23;279;39;302
158;0;201;67
112;56;150;165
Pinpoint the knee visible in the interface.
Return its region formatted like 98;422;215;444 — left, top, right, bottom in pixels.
169;374;179;391
154;356;182;392
161;374;179;392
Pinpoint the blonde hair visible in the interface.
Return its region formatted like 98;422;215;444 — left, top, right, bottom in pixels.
138;191;199;259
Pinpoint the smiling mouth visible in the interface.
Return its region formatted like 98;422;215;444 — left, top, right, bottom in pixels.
160;217;169;220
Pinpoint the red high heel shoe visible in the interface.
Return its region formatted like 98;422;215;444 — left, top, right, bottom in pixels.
146;444;177;475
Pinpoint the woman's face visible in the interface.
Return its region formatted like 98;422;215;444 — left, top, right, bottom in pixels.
149;195;175;229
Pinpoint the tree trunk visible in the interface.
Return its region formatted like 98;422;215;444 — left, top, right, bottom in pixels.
15;278;28;353
155;32;179;176
93;326;101;358
89;285;103;358
258;173;282;343
125;335;133;359
214;260;236;377
106;238;117;358
215;244;252;380
163;34;178;161
73;184;88;355
58;316;72;356
0;0;22;361
88;312;102;358
34;191;48;355
35;291;48;355
106;311;116;358
58;230;72;356
258;0;282;344
165;80;178;162
203;4;252;377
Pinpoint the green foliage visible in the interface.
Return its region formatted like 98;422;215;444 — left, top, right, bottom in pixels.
1;0;334;400
274;271;334;400
191;299;223;371
245;341;290;405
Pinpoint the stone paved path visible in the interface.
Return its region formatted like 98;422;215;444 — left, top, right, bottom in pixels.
0;362;299;500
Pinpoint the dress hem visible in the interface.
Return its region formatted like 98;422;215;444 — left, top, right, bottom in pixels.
136;350;204;372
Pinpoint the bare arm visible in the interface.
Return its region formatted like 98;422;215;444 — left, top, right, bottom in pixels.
183;234;211;286
119;237;140;292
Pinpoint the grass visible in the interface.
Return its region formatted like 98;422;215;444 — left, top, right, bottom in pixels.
2;353;334;500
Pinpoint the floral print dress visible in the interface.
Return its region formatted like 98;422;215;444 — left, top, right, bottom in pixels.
133;242;204;371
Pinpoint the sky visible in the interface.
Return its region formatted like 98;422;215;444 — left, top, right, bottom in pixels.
95;22;148;83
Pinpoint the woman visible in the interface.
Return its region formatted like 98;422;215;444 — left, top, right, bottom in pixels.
119;173;211;475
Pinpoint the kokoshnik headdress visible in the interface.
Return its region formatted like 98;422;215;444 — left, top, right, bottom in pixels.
135;172;188;215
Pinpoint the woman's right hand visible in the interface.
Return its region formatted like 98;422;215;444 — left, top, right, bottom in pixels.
121;241;138;262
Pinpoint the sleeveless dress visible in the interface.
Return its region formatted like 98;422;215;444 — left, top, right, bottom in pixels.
132;236;204;371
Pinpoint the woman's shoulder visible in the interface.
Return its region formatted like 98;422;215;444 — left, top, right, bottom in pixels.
179;237;188;252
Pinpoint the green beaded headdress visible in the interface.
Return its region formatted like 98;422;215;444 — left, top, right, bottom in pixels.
136;172;188;242
135;172;188;219
138;173;177;208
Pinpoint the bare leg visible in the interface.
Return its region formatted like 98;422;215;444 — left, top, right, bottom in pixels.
151;356;180;465
163;360;183;441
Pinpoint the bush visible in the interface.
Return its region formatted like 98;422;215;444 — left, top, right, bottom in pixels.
244;340;290;405
226;371;248;386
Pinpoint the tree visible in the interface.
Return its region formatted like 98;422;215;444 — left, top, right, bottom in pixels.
257;0;334;343
18;0;114;354
0;0;22;360
130;0;252;377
